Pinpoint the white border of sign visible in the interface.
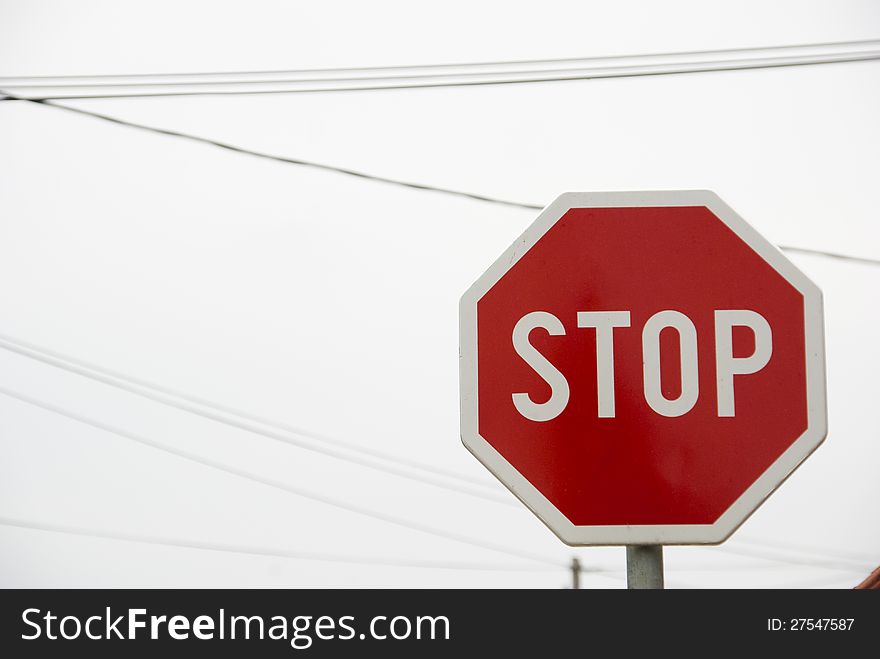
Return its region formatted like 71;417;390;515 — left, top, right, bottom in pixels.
459;190;827;546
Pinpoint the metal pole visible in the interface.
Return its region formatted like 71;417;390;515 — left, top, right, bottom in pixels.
626;545;664;589
570;557;581;589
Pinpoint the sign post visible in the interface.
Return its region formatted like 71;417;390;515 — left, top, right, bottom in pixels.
626;546;664;589
459;191;827;585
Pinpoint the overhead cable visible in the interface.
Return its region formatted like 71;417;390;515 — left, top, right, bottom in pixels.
0;334;513;507
0;385;562;567
735;535;880;564
4;38;877;83
4;92;878;266
1;39;878;100
705;542;873;573
0;331;495;489
0;516;558;572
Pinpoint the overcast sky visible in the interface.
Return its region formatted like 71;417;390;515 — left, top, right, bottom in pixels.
1;1;878;588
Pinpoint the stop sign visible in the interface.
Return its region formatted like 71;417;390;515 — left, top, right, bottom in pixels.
459;191;826;545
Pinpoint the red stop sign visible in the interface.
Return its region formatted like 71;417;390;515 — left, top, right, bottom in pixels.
459;191;826;545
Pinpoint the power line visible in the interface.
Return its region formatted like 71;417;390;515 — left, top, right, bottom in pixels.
1;91;535;211
0;332;492;490
4;38;877;83
1;41;878;100
773;572;864;588
0;517;809;579
776;245;880;266
0;385;562;567
706;542;872;573
733;535;880;566
4;92;878;267
0;516;558;573
0;334;513;507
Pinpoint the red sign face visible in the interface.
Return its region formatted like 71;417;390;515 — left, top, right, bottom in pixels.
459;191;826;545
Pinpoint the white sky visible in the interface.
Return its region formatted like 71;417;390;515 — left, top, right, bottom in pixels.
0;0;878;588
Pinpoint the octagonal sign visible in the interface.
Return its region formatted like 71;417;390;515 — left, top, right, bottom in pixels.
459;191;826;545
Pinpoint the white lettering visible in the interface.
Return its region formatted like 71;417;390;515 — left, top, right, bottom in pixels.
512;311;570;421
167;615;190;640
641;310;699;417
21;608;41;640
714;310;772;417
192;615;214;640
106;608;124;639
577;311;631;418
128;608;147;639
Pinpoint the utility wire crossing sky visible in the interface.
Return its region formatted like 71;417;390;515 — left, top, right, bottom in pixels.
1;38;879;99
2;91;879;266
